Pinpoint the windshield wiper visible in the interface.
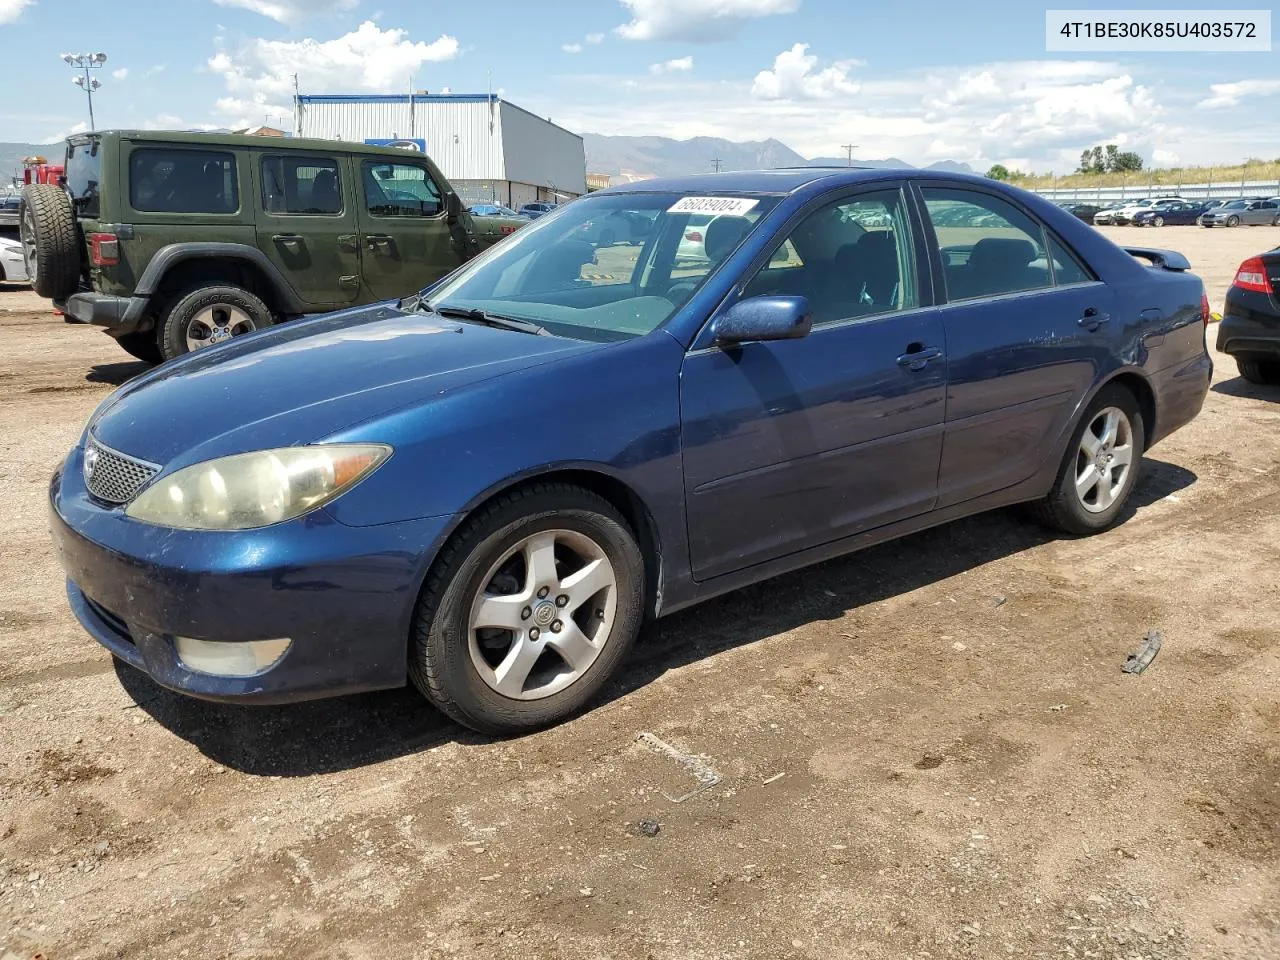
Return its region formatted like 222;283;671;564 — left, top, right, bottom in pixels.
429;304;552;337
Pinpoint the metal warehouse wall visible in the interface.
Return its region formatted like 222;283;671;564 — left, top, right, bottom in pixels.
498;102;587;197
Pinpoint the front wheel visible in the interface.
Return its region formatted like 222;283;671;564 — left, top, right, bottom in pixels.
409;483;645;734
1227;215;1241;227
1027;385;1145;536
158;284;274;362
1152;216;1164;227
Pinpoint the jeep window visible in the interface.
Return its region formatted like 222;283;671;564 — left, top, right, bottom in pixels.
129;148;238;215
65;138;102;218
362;161;441;218
262;155;343;215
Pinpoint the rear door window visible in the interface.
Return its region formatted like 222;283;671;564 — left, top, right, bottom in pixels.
361;161;441;218
129;148;238;214
64;138;103;218
261;155;343;215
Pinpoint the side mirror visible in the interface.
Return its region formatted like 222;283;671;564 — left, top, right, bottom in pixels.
446;191;463;224
712;295;812;346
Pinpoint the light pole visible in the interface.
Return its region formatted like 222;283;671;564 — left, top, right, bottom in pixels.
62;52;107;130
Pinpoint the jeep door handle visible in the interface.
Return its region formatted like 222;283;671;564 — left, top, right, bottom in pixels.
272;234;303;246
365;234;393;249
896;345;943;371
1079;308;1110;331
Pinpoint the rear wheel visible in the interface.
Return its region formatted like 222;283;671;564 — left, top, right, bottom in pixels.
1272;214;1280;227
19;184;80;300
1237;359;1280;385
1027;385;1144;536
114;331;163;365
409;483;645;735
158;284;274;362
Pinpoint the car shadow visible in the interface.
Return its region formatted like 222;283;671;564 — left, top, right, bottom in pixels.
86;360;152;386
117;457;1197;777
1211;376;1280;401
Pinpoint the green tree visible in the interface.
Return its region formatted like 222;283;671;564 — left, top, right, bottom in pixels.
986;164;1011;181
1110;150;1143;172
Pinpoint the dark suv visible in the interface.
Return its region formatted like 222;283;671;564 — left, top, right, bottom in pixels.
19;131;526;362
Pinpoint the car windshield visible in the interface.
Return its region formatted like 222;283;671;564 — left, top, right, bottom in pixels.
1222;200;1248;209
422;192;781;342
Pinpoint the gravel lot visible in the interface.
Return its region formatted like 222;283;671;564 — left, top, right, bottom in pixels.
1;225;1278;960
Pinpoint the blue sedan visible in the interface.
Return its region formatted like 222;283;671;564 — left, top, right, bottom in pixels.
50;169;1212;733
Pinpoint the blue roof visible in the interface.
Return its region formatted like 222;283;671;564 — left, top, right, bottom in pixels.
600;167;996;196
297;93;497;104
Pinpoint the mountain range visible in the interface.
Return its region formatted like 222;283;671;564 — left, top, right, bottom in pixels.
581;133;974;180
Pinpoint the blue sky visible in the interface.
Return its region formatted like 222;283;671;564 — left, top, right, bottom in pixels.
1;0;1277;172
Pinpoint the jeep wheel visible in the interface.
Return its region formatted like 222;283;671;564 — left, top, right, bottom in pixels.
19;184;80;300
114;331;163;365
158;285;274;361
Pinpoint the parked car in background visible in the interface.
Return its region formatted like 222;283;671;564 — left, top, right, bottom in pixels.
1059;201;1100;223
1132;200;1207;227
1200;199;1229;212
50;168;1211;734
1217;248;1280;384
1107;197;1189;226
0;236;29;282
518;202;558;219
468;203;526;218
1091;203;1127;225
0;195;21;229
1199;198;1280;227
19;130;508;364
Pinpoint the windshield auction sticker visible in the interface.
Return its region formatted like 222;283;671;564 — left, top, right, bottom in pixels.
668;197;760;217
1046;9;1271;51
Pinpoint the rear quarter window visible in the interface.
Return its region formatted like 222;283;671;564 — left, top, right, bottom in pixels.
129;148;239;214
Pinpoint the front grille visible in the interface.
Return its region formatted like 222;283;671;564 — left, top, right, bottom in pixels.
83;439;160;505
84;597;134;646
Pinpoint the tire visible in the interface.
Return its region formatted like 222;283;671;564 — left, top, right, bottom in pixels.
1026;384;1145;536
1272;215;1280;227
1237;359;1280;385
114;331;163;365
1152;216;1164;227
1227;215;1240;227
19;184;80;300
409;482;645;735
158;284;274;362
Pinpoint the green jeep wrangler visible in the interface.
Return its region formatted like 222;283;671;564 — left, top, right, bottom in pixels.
19;130;527;363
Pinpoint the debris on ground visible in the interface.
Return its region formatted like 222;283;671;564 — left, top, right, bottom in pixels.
635;819;661;837
636;732;722;803
1122;630;1163;675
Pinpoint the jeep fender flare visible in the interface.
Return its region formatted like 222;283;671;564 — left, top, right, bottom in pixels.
134;243;307;316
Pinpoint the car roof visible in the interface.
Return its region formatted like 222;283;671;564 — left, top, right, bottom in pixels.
594;167;998;196
67;129;440;161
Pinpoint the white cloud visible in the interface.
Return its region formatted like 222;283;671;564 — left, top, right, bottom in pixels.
0;0;33;25
212;0;357;25
1152;148;1179;166
751;43;860;100
209;21;459;123
41;121;89;145
585;32;604;44
650;56;693;74
1198;78;1280;109
562;43;583;53
112;67;129;80
615;0;798;42
142;65;166;79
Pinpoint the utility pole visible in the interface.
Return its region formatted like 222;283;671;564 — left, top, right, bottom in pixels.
62;52;107;129
711;158;722;173
292;73;301;136
841;143;858;166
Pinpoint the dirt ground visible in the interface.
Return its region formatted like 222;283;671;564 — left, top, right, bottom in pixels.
1;225;1278;960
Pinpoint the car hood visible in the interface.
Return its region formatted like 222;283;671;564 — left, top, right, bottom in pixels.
89;302;602;467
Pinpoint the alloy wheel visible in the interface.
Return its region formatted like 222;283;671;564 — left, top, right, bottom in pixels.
467;529;618;700
185;303;256;351
1074;406;1134;514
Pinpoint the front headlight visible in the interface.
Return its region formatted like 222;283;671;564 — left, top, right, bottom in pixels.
125;444;391;530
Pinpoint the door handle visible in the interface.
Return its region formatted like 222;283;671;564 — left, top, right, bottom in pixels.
896;345;944;371
1079;308;1111;332
272;233;303;246
339;275;360;288
337;233;359;253
365;234;393;249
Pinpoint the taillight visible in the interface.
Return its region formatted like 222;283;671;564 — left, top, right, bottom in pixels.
1201;292;1211;327
89;232;119;267
1233;256;1274;294
500;225;516;235
686;230;702;242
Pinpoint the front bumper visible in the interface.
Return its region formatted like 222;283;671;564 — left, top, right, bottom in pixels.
1217;289;1280;360
49;446;453;704
62;292;150;334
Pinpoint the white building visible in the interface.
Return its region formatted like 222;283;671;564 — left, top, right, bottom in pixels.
296;93;586;208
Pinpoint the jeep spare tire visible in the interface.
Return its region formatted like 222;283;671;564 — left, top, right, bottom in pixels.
19;184;80;300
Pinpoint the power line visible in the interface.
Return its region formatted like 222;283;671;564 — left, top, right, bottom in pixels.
841;143;859;166
711;158;723;173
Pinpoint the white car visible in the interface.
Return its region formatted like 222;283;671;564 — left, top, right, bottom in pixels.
0;236;29;284
1107;196;1189;225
